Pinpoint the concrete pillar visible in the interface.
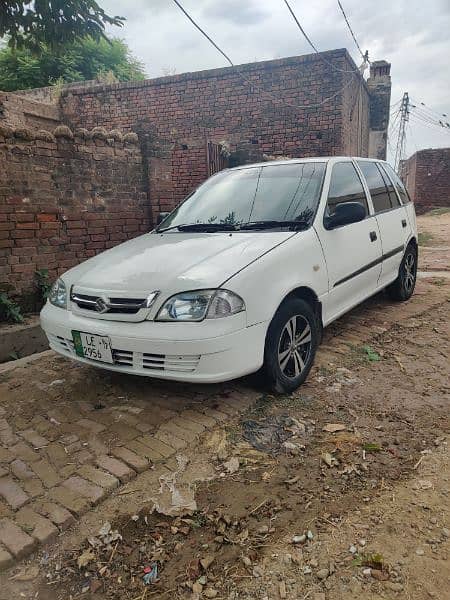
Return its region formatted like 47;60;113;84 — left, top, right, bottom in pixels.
367;60;391;160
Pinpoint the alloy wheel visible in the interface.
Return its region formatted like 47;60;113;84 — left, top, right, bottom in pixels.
277;315;312;379
403;251;416;294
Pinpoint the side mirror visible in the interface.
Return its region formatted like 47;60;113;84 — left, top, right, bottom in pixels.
156;212;170;226
324;202;366;230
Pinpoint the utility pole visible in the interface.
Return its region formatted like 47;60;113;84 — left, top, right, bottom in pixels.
394;92;409;172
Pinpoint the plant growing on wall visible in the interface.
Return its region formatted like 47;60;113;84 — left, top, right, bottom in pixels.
0;36;146;91
0;292;24;323
35;269;51;302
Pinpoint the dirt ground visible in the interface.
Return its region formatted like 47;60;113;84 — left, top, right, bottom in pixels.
0;210;448;600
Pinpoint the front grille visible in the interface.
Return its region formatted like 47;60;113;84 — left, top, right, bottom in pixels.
49;336;200;374
71;293;146;315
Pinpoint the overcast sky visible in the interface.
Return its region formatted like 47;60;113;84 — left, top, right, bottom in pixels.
103;0;450;163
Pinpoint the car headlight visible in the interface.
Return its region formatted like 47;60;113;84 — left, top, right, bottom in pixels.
156;289;245;322
49;279;67;309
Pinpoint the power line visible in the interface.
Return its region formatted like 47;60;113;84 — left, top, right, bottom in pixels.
410;106;450;129
282;0;362;74
410;97;448;120
171;0;359;111
336;0;367;62
409;113;450;134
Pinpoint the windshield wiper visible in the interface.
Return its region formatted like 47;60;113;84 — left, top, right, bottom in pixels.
239;220;309;231
157;223;237;233
157;220;309;233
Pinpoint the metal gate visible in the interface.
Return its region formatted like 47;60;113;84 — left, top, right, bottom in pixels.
206;141;228;176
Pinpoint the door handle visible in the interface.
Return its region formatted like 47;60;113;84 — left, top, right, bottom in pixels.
402;219;407;228
370;231;377;242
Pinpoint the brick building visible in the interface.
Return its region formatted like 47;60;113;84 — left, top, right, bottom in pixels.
400;148;450;213
0;48;391;304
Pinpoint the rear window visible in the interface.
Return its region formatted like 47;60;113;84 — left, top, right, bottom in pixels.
357;161;391;213
377;164;401;208
382;163;411;204
357;161;400;212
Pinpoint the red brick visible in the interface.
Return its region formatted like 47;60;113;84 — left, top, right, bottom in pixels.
95;455;136;483
0;518;36;558
0;477;29;509
16;507;58;544
62;476;106;505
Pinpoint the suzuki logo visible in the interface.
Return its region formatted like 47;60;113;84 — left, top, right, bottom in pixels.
95;298;109;313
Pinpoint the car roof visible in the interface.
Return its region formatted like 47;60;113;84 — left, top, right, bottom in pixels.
228;156;389;170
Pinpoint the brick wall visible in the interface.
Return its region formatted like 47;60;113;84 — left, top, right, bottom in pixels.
0;125;148;306
61;49;370;218
0;91;60;130
401;148;450;213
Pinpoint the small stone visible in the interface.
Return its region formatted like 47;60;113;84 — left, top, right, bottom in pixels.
416;548;425;556
258;525;269;534
253;565;264;577
204;589;218;599
293;534;306;544
362;568;372;576
359;539;367;546
191;582;202;594
303;566;312;575
441;528;449;538
371;569;389;581
349;545;358;554
242;556;252;567
307;530;314;540
317;568;329;580
90;580;102;593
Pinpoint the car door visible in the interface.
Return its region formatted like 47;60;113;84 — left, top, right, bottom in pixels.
356;160;411;289
315;160;382;324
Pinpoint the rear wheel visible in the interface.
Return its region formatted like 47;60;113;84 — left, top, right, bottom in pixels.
263;298;318;393
386;243;418;301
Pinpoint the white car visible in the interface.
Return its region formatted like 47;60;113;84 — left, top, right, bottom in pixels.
40;157;417;393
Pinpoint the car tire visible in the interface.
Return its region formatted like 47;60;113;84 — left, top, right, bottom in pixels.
263;297;318;394
386;243;418;302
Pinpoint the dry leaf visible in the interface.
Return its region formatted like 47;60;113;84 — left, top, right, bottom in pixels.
77;548;96;569
321;452;339;467
323;423;346;433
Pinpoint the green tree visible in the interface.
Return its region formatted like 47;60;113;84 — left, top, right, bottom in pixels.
0;37;146;91
0;1;124;51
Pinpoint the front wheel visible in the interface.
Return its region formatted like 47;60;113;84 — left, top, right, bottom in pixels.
263;298;319;394
386;243;418;301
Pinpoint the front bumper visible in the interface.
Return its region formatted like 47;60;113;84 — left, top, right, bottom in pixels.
40;303;268;383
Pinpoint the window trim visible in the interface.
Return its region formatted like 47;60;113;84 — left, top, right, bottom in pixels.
322;160;371;229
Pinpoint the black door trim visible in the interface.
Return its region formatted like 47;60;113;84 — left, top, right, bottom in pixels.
334;244;404;288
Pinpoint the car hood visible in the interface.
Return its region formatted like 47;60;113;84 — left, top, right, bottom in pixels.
63;231;295;296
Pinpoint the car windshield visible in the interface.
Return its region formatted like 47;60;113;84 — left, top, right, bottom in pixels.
158;162;326;231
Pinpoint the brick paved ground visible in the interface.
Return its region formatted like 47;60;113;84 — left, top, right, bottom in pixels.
0;212;446;569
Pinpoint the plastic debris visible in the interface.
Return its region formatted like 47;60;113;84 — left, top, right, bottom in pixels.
143;562;158;585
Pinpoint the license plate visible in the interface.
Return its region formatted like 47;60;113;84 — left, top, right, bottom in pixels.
72;331;113;364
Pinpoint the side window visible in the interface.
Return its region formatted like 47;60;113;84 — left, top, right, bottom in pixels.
381;163;411;204
357;161;393;213
377;164;401;207
326;162;368;218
